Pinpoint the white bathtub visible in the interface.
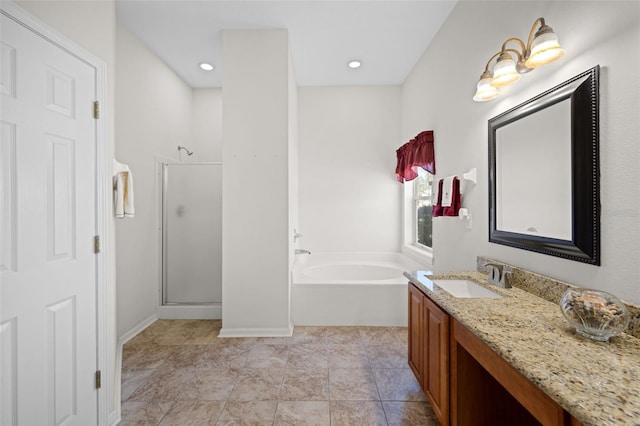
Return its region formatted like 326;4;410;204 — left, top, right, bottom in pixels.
291;252;428;326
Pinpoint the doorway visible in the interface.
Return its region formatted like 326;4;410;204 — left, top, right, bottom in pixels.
160;163;222;317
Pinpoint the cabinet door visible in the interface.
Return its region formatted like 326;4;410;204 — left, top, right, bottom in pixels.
408;284;425;385
425;296;450;425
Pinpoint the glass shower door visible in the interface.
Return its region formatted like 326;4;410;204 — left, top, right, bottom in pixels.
162;163;222;304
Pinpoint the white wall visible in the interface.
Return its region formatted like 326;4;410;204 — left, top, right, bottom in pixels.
221;30;294;335
402;1;640;304
288;49;300;278
298;86;402;253
192;88;223;162
115;22;194;336
14;0;119;421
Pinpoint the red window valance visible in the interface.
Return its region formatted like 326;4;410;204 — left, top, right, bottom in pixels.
395;130;436;183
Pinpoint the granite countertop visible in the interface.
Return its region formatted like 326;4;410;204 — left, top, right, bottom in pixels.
404;270;640;426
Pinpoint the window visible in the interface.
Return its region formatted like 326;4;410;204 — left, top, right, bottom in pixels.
414;172;434;248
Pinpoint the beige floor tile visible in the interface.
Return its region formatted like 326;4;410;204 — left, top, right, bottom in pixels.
273;401;330;425
367;345;409;369
202;348;251;369
120;321;430;426
122;344;175;372
159;400;225;425
245;345;289;369
373;369;426;402
191;368;242;401
290;326;331;344
216;400;278;425
330;400;388;426
125;320;173;346
279;369;329;401
382;401;439;425
120;401;172;426
253;336;292;346
130;366;239;402
128;366;197;402
328;345;370;369
181;320;223;345
228;369;285;401
211;336;258;348
145;320;203;345
121;369;155;402
329;368;380;401
287;344;329;369
324;327;368;345
122;366;157;384
165;344;250;369
162;345;208;369
359;327;407;346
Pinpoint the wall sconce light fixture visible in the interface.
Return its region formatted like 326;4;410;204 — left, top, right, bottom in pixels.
473;17;565;102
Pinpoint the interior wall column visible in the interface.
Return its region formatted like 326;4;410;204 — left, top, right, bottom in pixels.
220;29;293;336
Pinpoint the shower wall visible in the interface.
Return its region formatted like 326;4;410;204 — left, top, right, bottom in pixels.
162;163;222;304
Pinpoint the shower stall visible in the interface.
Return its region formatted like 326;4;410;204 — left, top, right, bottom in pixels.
161;162;222;317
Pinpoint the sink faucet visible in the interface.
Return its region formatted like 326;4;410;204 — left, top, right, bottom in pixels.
295;249;311;255
483;262;512;288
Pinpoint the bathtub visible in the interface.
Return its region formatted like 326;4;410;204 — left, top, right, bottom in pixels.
291;252;428;326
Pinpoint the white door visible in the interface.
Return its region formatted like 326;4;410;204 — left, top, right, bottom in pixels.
1;12;98;426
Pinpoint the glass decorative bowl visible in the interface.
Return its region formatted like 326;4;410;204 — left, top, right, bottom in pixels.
560;288;630;342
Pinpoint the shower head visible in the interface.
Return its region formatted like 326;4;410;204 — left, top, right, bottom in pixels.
178;145;194;156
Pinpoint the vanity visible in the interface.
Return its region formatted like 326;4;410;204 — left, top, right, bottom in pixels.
405;267;640;426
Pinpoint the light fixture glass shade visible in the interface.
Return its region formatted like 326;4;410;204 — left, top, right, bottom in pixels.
473;77;499;101
490;54;521;87
525;31;565;68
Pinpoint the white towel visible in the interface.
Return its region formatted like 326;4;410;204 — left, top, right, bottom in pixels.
441;175;456;207
113;159;135;218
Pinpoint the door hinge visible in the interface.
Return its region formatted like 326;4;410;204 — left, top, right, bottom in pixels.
94;235;100;254
93;101;99;119
95;370;101;389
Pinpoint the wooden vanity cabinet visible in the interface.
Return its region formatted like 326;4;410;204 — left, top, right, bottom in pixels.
409;282;584;426
408;283;449;425
451;319;565;426
408;283;425;383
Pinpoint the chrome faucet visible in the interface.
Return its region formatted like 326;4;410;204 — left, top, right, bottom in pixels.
483;262;512;288
295;249;311;255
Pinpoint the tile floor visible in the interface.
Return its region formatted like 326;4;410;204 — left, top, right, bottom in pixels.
120;320;439;425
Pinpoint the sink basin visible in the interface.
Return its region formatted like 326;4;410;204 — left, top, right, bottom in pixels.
432;279;503;299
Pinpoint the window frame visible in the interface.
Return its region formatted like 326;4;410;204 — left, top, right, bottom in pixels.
402;171;434;264
413;172;434;250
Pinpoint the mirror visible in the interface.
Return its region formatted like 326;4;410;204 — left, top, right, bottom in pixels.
488;66;600;265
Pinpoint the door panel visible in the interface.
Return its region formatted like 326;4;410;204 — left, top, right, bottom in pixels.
1;13;98;426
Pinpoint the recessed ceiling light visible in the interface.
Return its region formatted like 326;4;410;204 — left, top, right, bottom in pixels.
348;60;362;69
199;62;215;71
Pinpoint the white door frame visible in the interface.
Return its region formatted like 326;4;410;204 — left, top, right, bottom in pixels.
0;2;110;425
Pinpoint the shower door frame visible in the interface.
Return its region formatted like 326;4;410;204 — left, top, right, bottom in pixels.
161;161;223;306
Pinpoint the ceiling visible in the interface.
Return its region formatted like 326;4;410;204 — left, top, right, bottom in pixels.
116;0;458;88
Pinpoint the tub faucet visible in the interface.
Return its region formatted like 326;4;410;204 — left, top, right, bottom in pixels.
483;262;512;288
295;249;311;255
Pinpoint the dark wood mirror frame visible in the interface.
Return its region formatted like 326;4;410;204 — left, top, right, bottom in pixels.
488;65;600;265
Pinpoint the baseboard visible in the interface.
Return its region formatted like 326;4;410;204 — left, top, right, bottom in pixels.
119;314;158;346
218;322;294;338
157;304;222;319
